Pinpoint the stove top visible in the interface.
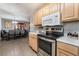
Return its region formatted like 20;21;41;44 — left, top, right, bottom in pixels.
38;33;63;40
38;34;56;40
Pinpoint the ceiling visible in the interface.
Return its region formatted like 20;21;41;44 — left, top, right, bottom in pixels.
0;3;46;22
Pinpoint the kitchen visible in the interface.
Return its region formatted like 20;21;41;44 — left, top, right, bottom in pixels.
29;3;79;56
0;3;79;56
0;1;79;59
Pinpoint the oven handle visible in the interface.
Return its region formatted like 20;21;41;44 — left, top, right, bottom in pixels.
38;36;55;43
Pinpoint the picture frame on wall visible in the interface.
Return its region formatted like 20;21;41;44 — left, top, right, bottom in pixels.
4;20;12;29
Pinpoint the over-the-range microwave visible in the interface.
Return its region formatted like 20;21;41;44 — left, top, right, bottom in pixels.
42;12;61;26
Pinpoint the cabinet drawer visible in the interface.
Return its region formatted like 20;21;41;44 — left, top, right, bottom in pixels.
57;41;79;55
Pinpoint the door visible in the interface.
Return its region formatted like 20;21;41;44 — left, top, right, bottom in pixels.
39;38;52;55
61;3;79;22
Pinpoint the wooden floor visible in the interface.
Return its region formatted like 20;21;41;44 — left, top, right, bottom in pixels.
0;38;37;56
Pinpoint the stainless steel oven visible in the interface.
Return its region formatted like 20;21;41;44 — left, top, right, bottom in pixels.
37;25;64;56
37;36;57;56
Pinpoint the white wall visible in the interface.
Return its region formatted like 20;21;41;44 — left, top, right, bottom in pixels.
1;19;30;32
30;17;36;32
0;18;2;39
0;18;2;31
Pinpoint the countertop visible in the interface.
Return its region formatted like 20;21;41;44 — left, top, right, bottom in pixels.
57;35;79;47
29;32;79;47
29;32;37;35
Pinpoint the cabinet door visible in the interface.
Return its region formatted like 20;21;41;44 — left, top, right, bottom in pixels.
61;3;79;22
29;34;32;47
42;6;50;16
32;36;38;52
29;37;31;46
49;3;60;14
29;34;38;52
37;9;43;25
33;13;38;25
57;48;74;56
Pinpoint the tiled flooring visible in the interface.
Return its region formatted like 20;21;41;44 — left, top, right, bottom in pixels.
0;38;37;56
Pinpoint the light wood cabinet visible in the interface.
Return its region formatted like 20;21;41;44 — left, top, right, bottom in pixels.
33;13;38;26
49;3;60;14
33;9;43;26
61;3;79;22
57;41;79;56
37;9;43;25
29;33;38;52
33;3;79;25
42;5;50;16
57;48;74;56
33;4;61;26
29;35;32;47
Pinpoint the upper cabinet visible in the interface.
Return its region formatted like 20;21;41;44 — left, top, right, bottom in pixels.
49;3;60;14
33;3;79;26
61;3;79;22
33;9;43;26
42;5;50;16
33;13;38;26
37;9;43;25
33;4;61;26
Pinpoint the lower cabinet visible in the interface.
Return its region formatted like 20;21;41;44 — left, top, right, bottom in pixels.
57;41;79;56
57;48;74;56
29;33;38;52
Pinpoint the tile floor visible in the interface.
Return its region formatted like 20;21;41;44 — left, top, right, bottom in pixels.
0;38;37;56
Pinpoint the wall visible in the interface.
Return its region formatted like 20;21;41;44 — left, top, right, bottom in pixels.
25;22;30;30
0;18;2;31
1;19;30;32
0;18;1;38
30;17;36;32
63;21;79;35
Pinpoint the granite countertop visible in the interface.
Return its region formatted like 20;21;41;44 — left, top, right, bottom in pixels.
57;35;79;47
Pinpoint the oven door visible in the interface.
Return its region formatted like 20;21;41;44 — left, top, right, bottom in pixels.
38;36;56;56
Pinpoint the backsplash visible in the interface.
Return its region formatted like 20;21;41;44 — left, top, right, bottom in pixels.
30;17;37;32
63;21;79;35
